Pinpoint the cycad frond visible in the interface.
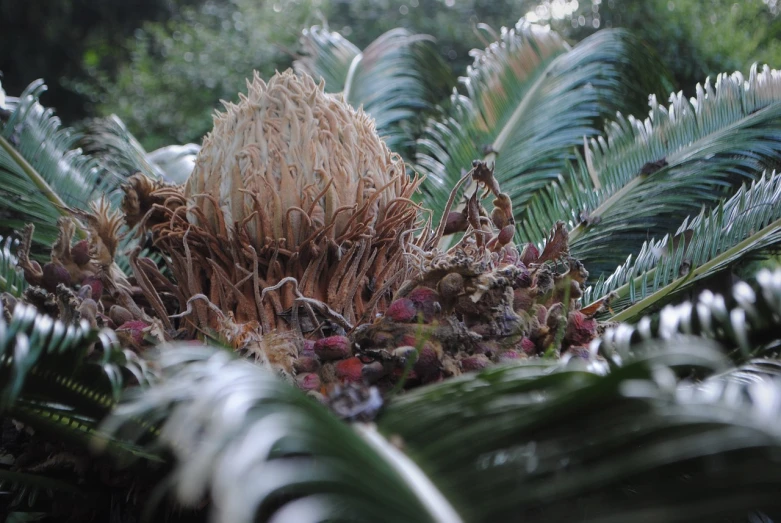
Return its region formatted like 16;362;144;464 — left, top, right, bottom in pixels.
415;22;670;227
0;301;154;437
583;171;781;322
101;345;461;523
0;81;126;248
78;115;200;185
0;301;157;517
0;468;86;516
523;64;781;276
105;339;781;522
0;235;26;296
594;268;781;364
295;26;450;154
295;25;360;93
78;115;164;180
380;344;781;523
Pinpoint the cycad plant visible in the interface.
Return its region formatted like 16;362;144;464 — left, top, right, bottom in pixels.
3;17;781;523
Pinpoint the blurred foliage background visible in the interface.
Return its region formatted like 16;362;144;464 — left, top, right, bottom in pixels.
1;0;780;150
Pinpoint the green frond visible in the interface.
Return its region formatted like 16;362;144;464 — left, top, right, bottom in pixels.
295;25;360;93
0;235;26;297
379;343;781;523
0;469;85;515
522;64;781;276
415;21;670;229
295;26;451;155
0;301;155;436
0;81;126;248
594;268;781;365
77;115;164;181
101;345;461;523
583;171;781;322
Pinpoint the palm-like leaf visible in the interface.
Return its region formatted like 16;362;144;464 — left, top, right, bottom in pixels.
102;344;781;523
583;171;781;322
0;301;156;516
102;345;461;523
0;235;26;296
379;348;781;523
0;81;126;248
0;301;154;430
523;64;781;276
295;25;451;155
78;115;200;184
415;21;670;227
594;268;781;364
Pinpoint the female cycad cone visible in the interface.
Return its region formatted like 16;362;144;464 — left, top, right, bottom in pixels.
112;70;600;390
187;70;413;251
124;70;422;340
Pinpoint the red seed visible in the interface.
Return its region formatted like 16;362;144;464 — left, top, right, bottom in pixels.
117;320;149;347
335;357;364;383
518;337;537;355
386;298;417;323
42;262;71;293
413;345;441;382
497;224;515;245
81;276;103;301
459;354;490;372
564;311;597;348
499;350;523;362
293;356;321;373
295;372;322;391
313;335;352;360
406;287;441;322
71;240;91;266
521;243;540;265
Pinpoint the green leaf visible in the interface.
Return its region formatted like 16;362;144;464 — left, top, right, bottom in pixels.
583;171;781;322
0;235;26;297
415;22;670;231
101;345;461;523
295;26;451;156
594;268;781;366
77;115;165;181
295;25;360;93
0;301;155;432
523;64;781;277
0;81;124;248
379;345;781;522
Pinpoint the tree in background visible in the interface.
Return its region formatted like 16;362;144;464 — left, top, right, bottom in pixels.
0;0;201;123
536;0;781;93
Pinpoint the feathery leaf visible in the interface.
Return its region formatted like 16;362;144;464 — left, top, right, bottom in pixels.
416;22;670;229
379;344;781;522
0;301;154;435
594;268;781;364
296;26;451;155
0;235;26;297
583;171;781;322
0;81;126;248
523;64;781;276
101;345;461;523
